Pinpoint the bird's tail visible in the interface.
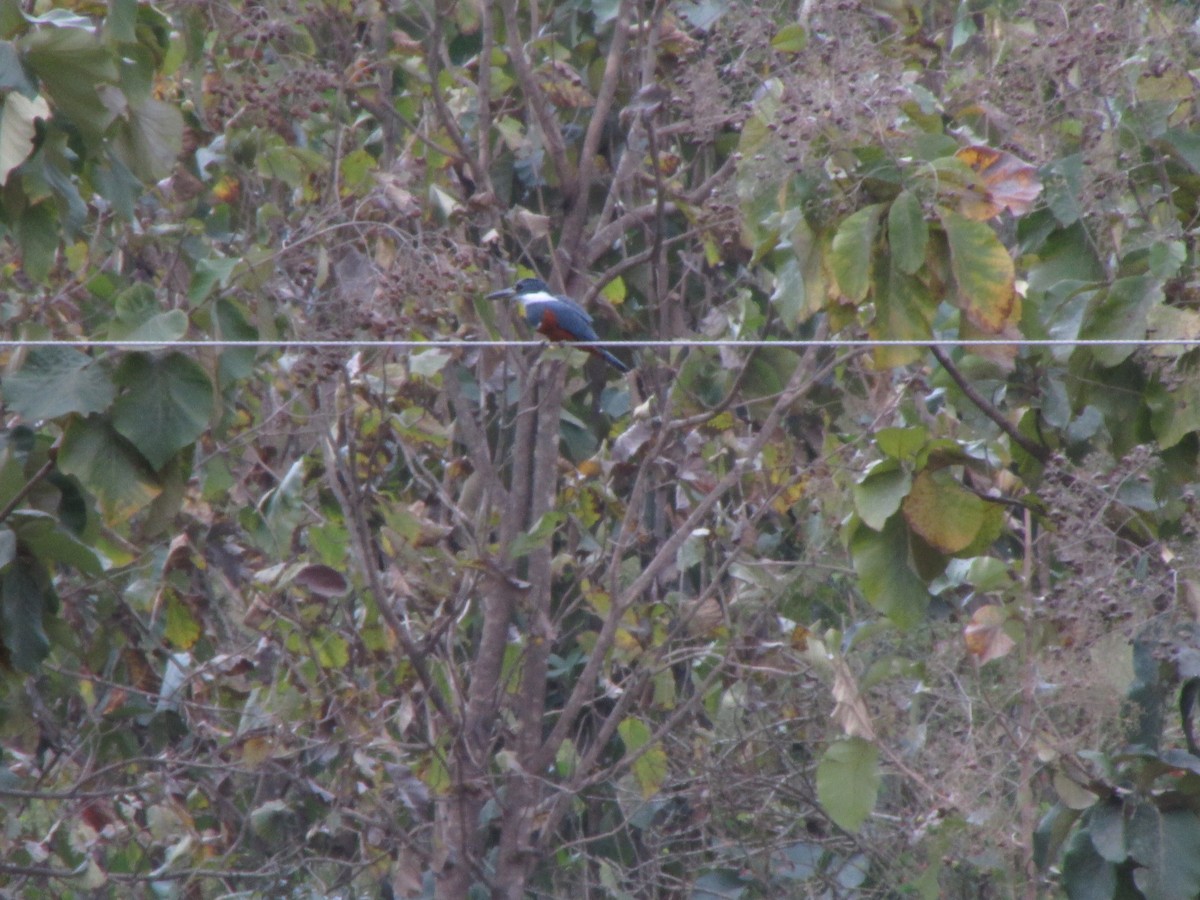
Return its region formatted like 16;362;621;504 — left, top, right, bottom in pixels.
590;346;630;373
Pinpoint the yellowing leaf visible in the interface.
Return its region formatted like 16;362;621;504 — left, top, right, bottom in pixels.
771;477;807;515
618;718;667;799
240;736;274;766
902;469;986;555
600;276;626;305
576;458;602;478
632;744;668;799
164;594;201;649
58;417;162;523
830;203;886;304
938;208;1017;334
771;23;807;53
614;628;641;653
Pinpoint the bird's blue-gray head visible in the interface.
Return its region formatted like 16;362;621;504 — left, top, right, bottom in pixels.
512;278;549;295
487;277;552;301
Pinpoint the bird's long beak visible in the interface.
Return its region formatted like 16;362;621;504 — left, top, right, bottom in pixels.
487;287;515;300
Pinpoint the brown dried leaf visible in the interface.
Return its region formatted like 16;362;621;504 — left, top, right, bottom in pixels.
830;656;876;740
955;145;1042;219
292;564;350;598
963;604;1016;663
535;60;594;109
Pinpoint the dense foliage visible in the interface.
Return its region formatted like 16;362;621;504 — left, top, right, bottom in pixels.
2;1;1200;898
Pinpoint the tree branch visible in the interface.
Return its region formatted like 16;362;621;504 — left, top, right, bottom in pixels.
500;0;571;194
558;0;636;279
532;338;828;772
929;344;1049;463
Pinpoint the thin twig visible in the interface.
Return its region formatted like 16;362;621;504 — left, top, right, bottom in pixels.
929;343;1049;463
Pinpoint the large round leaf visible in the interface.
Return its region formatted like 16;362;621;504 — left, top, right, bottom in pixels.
112;352;214;470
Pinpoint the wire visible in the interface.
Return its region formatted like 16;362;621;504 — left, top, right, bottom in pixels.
0;338;1195;349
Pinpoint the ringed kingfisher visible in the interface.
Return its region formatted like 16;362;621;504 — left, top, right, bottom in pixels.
488;277;630;373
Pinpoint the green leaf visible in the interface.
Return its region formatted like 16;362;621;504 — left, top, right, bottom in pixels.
112;353;214;470
0;528;15;568
20;25;119;141
618;717;651;750
3;346;116;419
852;462;911;531
410;349;451;378
742;347;799;401
510;511;564;559
769;254;804;327
0;41;36;96
92;151;140;219
316;632;350;669
1025;222;1103;293
1081;275;1164;367
188;256;239;304
249;799;294;841
105;0;138;43
111;281;171;332
1054;770;1099;811
1149;240;1185;281
938;208;1016;333
618;718;668;799
1061;828;1116;899
1089;800;1128;863
1164;128;1200;173
830;203;886;303
849;515;930;628
215;298;259;385
872;259;935;367
48;472;88;536
115;96;184;181
339;147;376;192
58;416;161;522
1148;379;1200;450
12;513;102;575
875;427;927;461
111;308;188;345
1127;805;1200;900
816;737;880;833
37;130;87;235
1034;804;1083;870
15;202;58;282
887;190;927;274
770;23;807;53
0;555;56;673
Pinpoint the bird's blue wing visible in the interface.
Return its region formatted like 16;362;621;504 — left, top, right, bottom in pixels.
551;301;599;341
523;298;600;341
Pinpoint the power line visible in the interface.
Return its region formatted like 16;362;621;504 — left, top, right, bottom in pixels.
0;338;1195;349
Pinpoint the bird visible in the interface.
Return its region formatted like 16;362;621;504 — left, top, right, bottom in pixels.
487;277;630;373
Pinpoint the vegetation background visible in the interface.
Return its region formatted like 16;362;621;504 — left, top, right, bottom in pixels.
2;0;1200;897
